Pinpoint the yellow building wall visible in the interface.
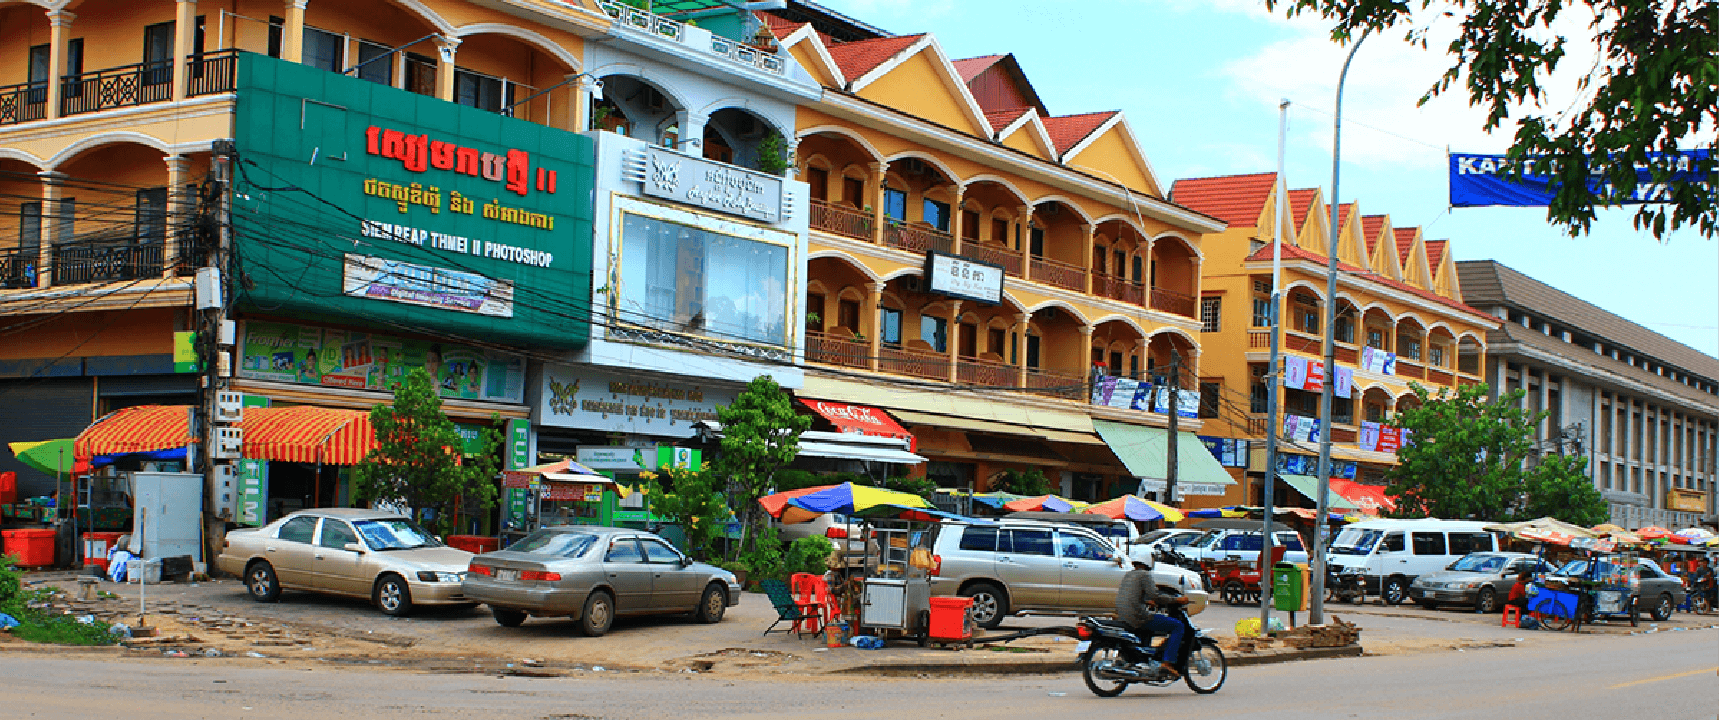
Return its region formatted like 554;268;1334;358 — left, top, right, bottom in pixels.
999;123;1051;161
854;51;986;138
0;308;179;359
786;42;839;87
1063;127;1156;197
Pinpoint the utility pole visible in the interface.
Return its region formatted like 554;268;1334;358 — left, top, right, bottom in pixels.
1260;99;1289;632
1310;30;1371;626
1165;352;1181;506
200;139;238;570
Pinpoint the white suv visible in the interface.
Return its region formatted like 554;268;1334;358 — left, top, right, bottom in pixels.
930;519;1208;629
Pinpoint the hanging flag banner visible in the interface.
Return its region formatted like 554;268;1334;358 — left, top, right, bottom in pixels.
1333;366;1353;399
1449;150;1713;207
1360;346;1397;375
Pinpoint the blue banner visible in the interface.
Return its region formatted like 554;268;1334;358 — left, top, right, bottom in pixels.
1449;150;1713;207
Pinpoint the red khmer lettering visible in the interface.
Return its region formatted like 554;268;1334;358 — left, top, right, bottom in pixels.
505;149;530;197
480;152;506;182
455;148;482;176
429;141;457;171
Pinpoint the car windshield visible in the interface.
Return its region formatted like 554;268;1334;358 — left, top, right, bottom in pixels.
1089;526;1130;541
352;519;442;550
1189;531;1221;548
1450;554;1507;573
508;531;597;558
1330;528;1383;556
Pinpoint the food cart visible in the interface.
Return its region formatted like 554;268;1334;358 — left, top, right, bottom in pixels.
855;516;935;644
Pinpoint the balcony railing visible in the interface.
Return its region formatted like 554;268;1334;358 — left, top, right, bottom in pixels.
0;81;47;126
1427;368;1454;386
61;61;173;117
883;223;953;255
1248;329;1270;349
0;249;39;289
596;0;787;76
959;242;1022;277
879;345;949;380
1284;330;1321;355
1456;373;1483;387
956;358;1015;387
1332;425;1359;443
1334;343;1358;365
1248;414;1269;436
185;49;240;98
809;200;873;241
1149;286;1196;317
1030;255;1085;292
805;330;869;370
1025;369;1087;400
1095;276;1145;305
51;240;164;285
1396;359;1426;380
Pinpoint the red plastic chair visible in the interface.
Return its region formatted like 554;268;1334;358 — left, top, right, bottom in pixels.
790;573;835;633
1501;605;1522;628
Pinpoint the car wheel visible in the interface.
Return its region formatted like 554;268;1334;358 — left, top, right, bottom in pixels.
962;582;1008;629
1651;593;1674;622
245;561;281;603
1383;577;1408;606
1476;587;1499;614
579;590;614;637
695;583;728;624
492;607;527;628
374;575;414;617
1223;580;1248;606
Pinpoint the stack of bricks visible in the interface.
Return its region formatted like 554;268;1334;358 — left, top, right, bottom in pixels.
1273;616;1362;648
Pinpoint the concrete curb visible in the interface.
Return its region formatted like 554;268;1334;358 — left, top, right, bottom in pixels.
0;643;128;656
830;644;1365;675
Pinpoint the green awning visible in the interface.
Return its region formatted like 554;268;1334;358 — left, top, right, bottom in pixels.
1279;474;1360;510
1092;420;1236;488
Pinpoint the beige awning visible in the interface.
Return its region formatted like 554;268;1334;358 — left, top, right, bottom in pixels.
799;375;1100;439
888;409;1103;445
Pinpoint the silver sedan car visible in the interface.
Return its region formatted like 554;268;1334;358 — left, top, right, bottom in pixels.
1408;552;1553;612
461;526;741;636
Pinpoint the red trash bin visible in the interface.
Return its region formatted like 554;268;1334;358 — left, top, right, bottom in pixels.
2;528;58;567
82;532;126;572
445;535;500;554
928;596;975;641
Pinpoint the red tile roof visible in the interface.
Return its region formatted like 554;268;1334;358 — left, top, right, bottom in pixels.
952;54;1005;82
761;14;805;40
1393;227;1418;260
1425;240;1448;268
1287;188;1318;232
826;34;925;81
1041;111;1117;154
1169;172;1277;227
1361;215;1387;253
985;108;1029;132
1245;243;1494;320
1337;203;1356;229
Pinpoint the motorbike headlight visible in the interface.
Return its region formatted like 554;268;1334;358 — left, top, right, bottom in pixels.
417;571;465;583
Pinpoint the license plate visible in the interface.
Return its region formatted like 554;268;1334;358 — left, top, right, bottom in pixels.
495;569;519;582
1074;640;1091;653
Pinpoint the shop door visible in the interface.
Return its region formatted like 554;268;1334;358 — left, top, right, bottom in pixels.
600;537;654;612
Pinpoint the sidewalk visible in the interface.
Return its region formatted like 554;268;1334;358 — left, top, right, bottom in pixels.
14;571;1708;677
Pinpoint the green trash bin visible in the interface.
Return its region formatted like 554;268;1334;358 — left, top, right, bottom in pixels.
1273;562;1307;612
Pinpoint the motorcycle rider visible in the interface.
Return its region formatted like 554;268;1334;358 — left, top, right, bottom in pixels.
1115;556;1190;679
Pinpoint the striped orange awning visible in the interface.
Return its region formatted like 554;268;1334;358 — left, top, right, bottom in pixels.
74;405;197;460
240;406;376;465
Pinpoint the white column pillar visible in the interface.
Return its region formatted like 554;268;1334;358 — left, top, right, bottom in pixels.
44;10;74;120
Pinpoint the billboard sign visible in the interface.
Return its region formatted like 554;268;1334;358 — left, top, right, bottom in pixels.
925;251;1004;305
232;54;594;349
1450;150;1714;207
238;320;527;403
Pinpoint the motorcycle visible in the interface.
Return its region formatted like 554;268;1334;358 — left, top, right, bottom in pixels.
1154;547;1211;591
1076;588;1228;696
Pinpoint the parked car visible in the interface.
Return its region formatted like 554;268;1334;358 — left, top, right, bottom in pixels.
999;512;1207;591
1548;557;1686;621
1182;521;1310;565
462;526;740;636
1407;552;1554;612
1326;518;1502;605
215;508;474;616
1135;528;1206;554
930;519;1208;629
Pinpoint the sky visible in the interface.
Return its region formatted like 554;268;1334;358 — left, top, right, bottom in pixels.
816;0;1720;361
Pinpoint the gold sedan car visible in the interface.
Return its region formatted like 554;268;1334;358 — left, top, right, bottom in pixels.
216;508;475;616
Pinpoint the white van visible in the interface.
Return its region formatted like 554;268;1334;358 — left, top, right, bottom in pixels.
1325;518;1503;605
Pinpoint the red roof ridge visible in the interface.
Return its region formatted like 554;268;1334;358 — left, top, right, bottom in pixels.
1287;188;1319;232
1393;227;1418;261
826;33;927;81
1169;172;1278;227
1041;111;1119;153
952;54;1006;82
1425;239;1448;268
984;107;1030;132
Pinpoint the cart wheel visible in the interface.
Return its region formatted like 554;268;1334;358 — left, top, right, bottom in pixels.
918;610;931;647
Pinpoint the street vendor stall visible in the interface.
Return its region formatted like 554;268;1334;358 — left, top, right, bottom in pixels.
500;459;616;541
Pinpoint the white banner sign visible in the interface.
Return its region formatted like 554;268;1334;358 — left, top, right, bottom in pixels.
925;252;1004;305
342;253;514;317
538;364;737;437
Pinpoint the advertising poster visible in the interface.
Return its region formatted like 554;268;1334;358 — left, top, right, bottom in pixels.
239;320;526;403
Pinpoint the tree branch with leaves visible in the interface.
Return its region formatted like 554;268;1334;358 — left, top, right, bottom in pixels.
353;367;501;536
713;375;811;560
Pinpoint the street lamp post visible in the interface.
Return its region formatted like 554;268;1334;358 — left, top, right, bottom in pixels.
1310;28;1369;627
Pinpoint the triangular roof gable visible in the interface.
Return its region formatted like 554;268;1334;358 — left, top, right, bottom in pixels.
1427;240;1461;299
1362;215;1403;280
953;53;1049;118
777;22;848;87
847;35;993;138
1287;188;1325;254
1395;227;1433;289
1334;203;1367;268
1167;172;1277;229
1058;113;1161;196
996;109;1057;160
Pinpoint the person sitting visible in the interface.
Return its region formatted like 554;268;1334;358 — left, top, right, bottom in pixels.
1115;557;1189;679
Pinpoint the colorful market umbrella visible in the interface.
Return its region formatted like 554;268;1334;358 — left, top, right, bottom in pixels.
784;482;932;519
1185;507;1250;519
1002;494;1088;513
968;491;1029;509
1635;526;1674;540
758;484;839;520
8;439;89;476
1674;527;1714;540
1084;495;1185;523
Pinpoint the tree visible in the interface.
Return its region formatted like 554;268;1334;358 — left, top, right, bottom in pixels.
995;468;1053;497
713;375;811;559
642;467;732;561
1385;382;1606;523
353;367;501;535
1268;0;1717;240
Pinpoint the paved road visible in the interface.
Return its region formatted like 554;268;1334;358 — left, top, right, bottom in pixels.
5;622;1712;719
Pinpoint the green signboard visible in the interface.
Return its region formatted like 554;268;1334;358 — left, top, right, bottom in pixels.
231;53;594;349
235;393;273;526
237;320;526;403
506;418;531;470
